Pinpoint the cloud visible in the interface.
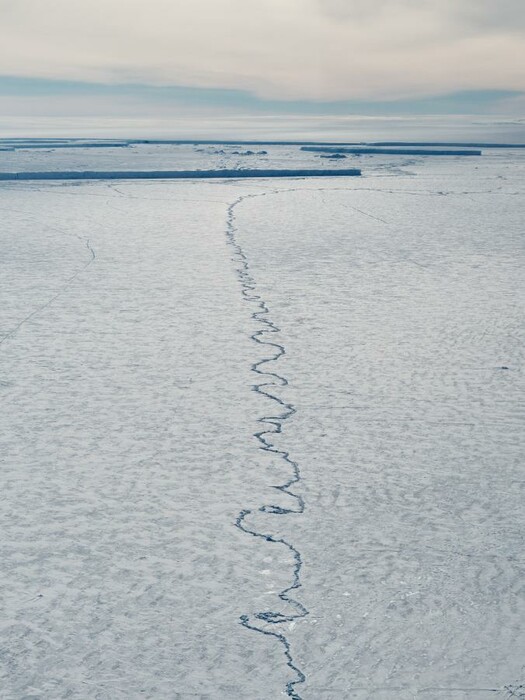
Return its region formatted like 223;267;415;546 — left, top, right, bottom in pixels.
0;0;523;101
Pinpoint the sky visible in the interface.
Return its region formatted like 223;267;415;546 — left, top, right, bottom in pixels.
0;0;524;134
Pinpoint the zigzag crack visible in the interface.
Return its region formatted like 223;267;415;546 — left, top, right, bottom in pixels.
226;192;308;700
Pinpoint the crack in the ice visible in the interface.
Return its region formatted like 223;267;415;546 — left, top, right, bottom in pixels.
226;191;308;700
0;235;95;348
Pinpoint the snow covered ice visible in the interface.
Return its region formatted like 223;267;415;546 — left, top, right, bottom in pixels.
0;143;524;699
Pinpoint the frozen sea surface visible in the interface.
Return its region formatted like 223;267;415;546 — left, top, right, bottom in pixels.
0;140;515;175
0;146;524;699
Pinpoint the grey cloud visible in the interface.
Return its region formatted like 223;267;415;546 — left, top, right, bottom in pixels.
454;0;525;31
316;0;525;33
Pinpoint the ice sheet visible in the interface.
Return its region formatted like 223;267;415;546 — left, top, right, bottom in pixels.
0;180;295;699
232;159;525;698
0;148;524;699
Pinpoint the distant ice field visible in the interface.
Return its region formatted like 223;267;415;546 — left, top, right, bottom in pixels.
0;145;524;699
0;139;522;176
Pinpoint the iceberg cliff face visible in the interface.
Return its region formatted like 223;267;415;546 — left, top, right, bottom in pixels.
301;145;483;155
0;168;361;180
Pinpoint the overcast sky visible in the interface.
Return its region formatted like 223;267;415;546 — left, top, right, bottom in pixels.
0;0;524;117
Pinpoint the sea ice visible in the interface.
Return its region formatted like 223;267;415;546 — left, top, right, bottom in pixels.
1;144;523;699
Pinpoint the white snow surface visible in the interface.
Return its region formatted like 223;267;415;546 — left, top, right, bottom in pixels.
0;145;524;699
